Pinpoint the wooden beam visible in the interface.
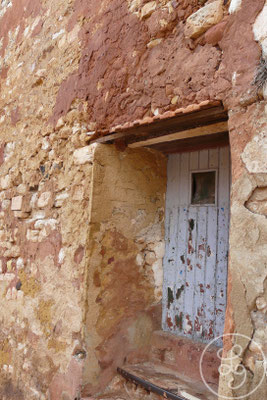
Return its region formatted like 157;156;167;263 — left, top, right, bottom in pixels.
150;132;229;154
128;121;228;148
94;131;128;143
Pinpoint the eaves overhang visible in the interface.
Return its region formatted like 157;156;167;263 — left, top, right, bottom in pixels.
89;100;229;153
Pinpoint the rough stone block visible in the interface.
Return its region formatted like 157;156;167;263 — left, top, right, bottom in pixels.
55;192;69;207
73;145;96;165
1;175;11;189
37;191;52;208
205;17;229;45
11;195;23;211
14;211;30;219
141;1;157;19
17;183;28;194
229;0;242;14
2;199;10;210
250;187;267;202
242;134;267;173
34;218;58;230
253;4;267;57
129;0;142;13
73;186;84;201
185;0;224;39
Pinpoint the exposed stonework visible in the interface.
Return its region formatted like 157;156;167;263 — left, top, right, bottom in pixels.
185;0;224;39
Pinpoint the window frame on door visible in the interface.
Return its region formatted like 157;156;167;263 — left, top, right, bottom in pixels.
189;168;218;207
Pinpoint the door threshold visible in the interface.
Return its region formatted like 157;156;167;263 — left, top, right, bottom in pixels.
117;362;217;400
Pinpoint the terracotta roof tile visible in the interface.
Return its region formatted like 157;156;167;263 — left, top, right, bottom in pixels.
90;100;222;140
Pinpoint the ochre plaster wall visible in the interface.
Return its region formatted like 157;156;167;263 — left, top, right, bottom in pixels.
0;0;266;399
82;144;166;396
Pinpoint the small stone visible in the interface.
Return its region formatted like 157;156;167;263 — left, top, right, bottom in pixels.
54;192;69;207
1;175;11;189
55;117;65;130
171;95;179;105
14;211;30;219
16;280;22;290
58;34;67;48
129;0;142;13
141;1;157;19
253;3;267;57
245;355;255;372
41;138;50;151
256;297;267;311
250;187;267;202
241;134;267;173
4;246;20;258
73;186;84;201
37;191;51;208
229;0;242;14
73;144;96;165
67;24;80;43
11;195;23;211
152;241;165;259
185;0;224;39
2;199;10;210
136;253;145;267
147;38;163;49
34;219;58;230
165;84;173;96
17;183;27;194
58;248;65;264
7;260;13;271
205;17;229;45
16;258;24;269
145;251;156;265
35;69;46;78
59;126;72;139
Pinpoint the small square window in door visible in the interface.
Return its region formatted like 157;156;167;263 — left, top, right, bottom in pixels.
191;171;216;205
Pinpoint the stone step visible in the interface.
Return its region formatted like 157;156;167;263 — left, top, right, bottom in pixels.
149;331;220;386
82;361;218;400
117;362;218;400
81;376;162;400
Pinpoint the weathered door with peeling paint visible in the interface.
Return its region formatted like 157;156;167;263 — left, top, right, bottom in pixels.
162;147;230;343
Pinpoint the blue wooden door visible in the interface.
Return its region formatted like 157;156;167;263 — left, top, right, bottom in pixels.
162;147;230;343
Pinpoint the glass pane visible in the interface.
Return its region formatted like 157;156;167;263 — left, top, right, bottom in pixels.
191;171;216;205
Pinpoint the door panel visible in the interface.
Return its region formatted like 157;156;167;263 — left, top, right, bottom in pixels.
162;147;230;343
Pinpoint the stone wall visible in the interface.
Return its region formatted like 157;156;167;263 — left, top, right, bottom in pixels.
0;0;266;399
0;132;95;399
